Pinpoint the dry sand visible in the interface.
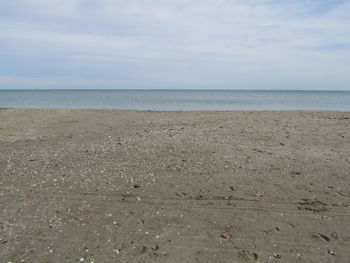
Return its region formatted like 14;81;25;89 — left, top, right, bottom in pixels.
0;109;350;262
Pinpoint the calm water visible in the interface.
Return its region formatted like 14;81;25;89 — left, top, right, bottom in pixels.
1;89;350;111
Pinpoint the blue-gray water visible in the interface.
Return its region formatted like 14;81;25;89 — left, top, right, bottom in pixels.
1;90;350;111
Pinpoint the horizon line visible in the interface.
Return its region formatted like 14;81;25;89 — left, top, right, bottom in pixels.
1;88;350;92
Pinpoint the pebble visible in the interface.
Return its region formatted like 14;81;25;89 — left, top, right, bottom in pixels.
220;233;232;240
272;254;281;258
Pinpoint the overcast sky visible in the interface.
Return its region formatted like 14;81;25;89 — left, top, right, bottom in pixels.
0;0;350;89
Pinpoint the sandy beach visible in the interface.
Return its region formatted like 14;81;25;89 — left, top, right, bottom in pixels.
0;109;349;262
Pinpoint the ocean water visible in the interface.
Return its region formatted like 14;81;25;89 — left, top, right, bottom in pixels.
0;89;350;111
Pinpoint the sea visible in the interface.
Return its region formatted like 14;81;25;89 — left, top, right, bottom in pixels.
0;89;350;111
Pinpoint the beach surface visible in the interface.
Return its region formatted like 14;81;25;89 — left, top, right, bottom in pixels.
0;109;350;262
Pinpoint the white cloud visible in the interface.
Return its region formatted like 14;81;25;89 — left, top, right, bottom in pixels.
0;0;350;89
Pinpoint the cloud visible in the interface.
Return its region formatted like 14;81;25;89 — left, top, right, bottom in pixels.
0;0;350;89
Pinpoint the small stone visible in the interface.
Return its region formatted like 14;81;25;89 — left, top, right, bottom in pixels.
273;254;281;258
328;250;336;256
220;233;232;240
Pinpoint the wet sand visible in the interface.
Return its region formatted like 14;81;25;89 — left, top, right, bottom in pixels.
0;109;350;262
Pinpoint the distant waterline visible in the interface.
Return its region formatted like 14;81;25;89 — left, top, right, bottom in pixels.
1;89;350;111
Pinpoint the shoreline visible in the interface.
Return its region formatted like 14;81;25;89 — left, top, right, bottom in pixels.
1;108;350;112
1;109;349;262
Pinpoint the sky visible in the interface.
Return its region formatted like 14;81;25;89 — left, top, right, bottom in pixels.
0;0;350;90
